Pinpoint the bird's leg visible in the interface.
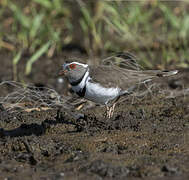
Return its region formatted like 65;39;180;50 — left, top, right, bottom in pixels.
105;103;116;119
110;103;116;118
105;105;110;118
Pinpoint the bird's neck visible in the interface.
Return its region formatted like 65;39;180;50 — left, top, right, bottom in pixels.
70;68;89;86
71;70;89;90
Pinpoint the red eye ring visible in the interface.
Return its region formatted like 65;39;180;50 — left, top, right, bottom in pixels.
69;64;76;69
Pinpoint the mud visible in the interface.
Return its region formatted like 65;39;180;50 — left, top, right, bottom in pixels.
0;52;189;179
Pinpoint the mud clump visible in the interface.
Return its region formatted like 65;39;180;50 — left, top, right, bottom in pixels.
83;160;131;178
0;92;189;179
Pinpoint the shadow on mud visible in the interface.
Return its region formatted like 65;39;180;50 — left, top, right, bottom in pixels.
0;109;81;137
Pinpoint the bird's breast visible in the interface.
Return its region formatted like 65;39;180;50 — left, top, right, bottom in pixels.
84;81;120;105
71;72;120;105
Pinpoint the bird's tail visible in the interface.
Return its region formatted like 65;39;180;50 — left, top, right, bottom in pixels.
119;70;178;96
155;70;178;77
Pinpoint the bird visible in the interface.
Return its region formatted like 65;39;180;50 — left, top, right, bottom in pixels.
59;53;178;118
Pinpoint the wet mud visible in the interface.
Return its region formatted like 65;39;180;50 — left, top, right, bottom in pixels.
0;52;189;179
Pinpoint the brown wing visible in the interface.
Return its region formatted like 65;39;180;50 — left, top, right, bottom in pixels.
89;63;177;91
89;52;177;90
89;65;153;90
89;52;141;89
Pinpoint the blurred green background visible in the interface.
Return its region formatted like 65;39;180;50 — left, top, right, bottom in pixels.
0;0;189;75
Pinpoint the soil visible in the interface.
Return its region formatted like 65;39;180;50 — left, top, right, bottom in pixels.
0;51;189;180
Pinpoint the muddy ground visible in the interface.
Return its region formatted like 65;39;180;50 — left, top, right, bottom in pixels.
0;51;189;180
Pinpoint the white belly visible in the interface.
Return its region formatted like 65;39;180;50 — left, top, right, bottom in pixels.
71;71;120;105
84;81;120;105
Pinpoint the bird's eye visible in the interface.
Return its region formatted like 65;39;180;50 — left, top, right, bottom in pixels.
69;64;76;69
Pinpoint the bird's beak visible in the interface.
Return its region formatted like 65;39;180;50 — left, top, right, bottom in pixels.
58;69;68;76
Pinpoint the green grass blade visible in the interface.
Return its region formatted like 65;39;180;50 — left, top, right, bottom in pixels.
13;51;22;65
9;2;30;28
33;0;52;9
25;41;51;75
30;14;44;39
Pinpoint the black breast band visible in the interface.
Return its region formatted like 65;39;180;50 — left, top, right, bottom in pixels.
70;76;84;86
76;85;86;97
